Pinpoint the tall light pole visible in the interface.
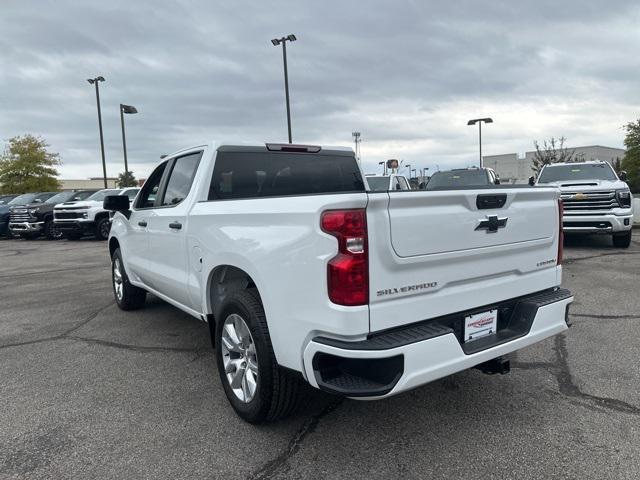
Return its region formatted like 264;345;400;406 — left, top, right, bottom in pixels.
271;34;297;143
467;117;493;168
405;164;412;178
87;76;107;188
378;161;387;176
411;168;417;179
352;131;361;164
119;104;138;175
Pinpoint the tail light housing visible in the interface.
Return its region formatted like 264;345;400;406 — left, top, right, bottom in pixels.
321;209;369;306
557;199;564;265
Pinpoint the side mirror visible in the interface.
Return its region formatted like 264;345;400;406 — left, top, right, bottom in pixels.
619;170;628;181
528;176;535;186
495;176;501;185
104;195;130;213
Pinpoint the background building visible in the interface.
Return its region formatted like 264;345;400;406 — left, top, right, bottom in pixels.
60;177;118;190
483;145;625;184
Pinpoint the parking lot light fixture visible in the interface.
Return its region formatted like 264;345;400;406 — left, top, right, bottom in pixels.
271;34;297;143
119;104;138;175
467;117;493;168
87;76;108;188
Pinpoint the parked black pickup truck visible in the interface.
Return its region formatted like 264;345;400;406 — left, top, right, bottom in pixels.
9;190;96;239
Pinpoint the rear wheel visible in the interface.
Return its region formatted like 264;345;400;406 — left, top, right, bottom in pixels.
95;217;111;240
613;231;632;248
111;248;146;310
215;289;303;423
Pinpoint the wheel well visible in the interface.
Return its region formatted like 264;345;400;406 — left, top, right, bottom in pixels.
207;265;259;339
109;237;120;258
95;211;110;221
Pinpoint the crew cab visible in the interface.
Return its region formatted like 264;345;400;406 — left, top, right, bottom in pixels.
7;192;57;239
54;187;139;240
105;142;573;423
365;174;411;191
531;161;633;248
9;190;96;239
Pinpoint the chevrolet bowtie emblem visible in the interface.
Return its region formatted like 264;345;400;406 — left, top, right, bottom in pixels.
573;193;586;200
475;215;508;233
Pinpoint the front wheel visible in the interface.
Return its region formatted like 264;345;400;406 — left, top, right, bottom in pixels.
111;248;146;310
613;231;632;248
44;220;63;240
215;289;303;423
95;217;111;240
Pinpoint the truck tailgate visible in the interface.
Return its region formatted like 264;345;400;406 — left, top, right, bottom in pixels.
367;187;562;332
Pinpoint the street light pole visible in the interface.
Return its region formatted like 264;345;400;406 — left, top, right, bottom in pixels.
119;104;138;175
352;131;361;164
467;117;493;168
271;34;297;143
87;76;107;188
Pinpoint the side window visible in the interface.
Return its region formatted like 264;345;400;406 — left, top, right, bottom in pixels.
135;162;168;209
160;152;202;206
398;177;410;190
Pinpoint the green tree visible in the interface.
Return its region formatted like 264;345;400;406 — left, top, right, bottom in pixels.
531;136;585;175
116;170;138;188
621;119;640;193
0;135;61;193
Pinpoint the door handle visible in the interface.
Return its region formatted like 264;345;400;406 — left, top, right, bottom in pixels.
137;221;148;227
169;222;182;230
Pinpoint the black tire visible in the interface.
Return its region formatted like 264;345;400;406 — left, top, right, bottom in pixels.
64;232;83;240
111;248;146;310
95;216;111;241
44;220;63;240
613;231;632;248
215;289;303;423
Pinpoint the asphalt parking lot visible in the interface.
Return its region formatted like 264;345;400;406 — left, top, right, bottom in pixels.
1;233;639;480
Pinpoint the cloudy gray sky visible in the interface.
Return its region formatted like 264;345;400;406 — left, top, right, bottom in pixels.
1;0;639;179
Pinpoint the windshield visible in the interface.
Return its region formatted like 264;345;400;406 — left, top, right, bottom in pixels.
537;164;617;183
0;195;17;205
8;193;38;205
45;191;79;204
87;189;122;201
426;170;489;190
366;177;391;191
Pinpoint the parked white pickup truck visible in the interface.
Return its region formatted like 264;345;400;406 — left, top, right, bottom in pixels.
532;161;634;248
54;187;139;240
105;142;573;423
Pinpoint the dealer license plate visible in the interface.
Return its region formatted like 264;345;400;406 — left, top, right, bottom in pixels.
464;309;497;342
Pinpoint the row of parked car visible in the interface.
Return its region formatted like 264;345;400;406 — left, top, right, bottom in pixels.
0;187;139;241
365;161;634;248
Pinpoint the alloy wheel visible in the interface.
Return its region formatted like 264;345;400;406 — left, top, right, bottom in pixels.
221;313;259;403
113;258;124;301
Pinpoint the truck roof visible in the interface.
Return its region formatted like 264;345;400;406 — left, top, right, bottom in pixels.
543;160;610;168
165;142;353;158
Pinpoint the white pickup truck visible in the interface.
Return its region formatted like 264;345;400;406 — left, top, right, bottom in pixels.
54;187;139;240
105;142;573;423
532;161;634;248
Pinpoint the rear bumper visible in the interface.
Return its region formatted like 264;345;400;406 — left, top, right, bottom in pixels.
9;221;43;233
563;211;632;234
302;288;573;398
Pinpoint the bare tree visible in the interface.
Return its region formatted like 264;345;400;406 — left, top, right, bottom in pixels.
531;137;584;174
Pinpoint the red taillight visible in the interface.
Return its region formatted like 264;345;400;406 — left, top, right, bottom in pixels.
557;199;564;265
321;209;368;306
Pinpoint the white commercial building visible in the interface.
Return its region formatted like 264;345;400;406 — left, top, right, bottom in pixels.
483;145;626;184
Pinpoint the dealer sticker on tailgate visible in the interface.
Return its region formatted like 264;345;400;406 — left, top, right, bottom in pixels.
464;309;497;342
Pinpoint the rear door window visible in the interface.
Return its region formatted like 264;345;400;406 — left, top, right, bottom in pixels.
209;150;364;200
